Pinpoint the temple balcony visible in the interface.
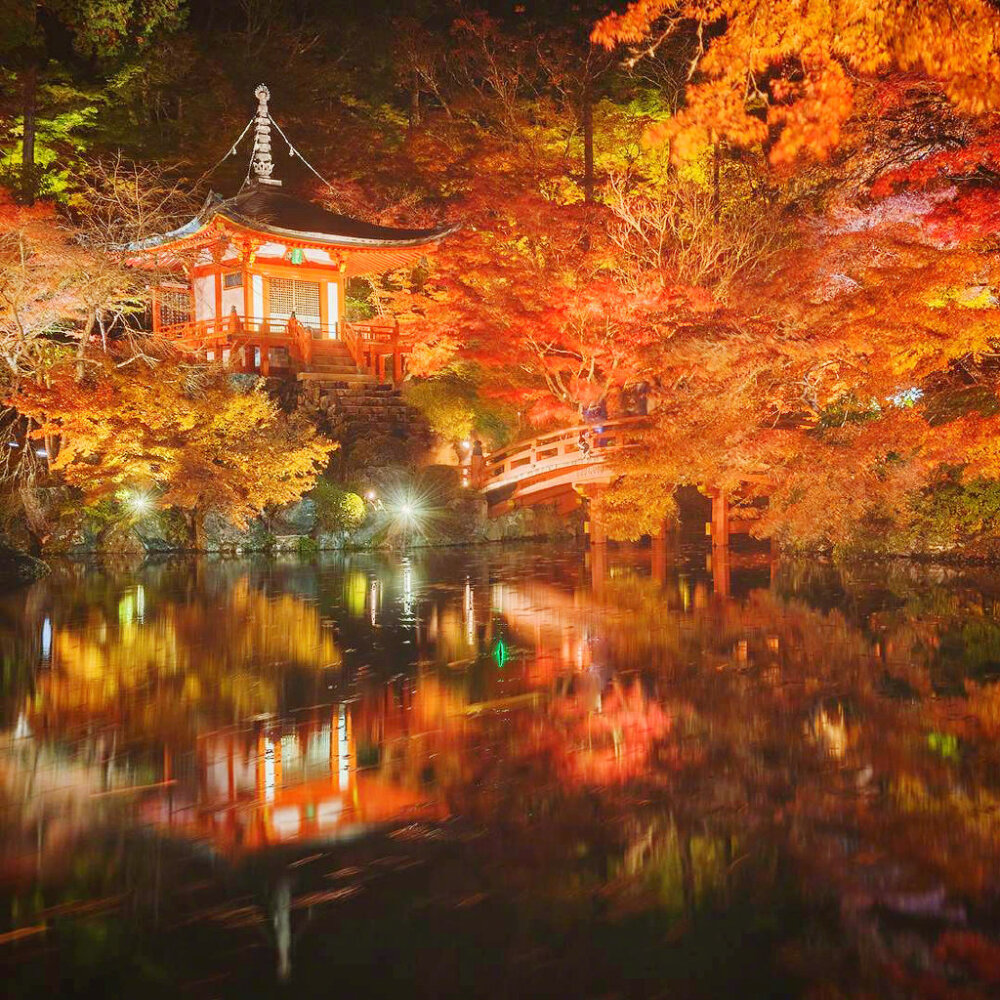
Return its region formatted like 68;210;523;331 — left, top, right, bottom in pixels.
156;314;412;384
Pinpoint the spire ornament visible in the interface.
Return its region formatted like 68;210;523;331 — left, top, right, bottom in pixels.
251;84;281;186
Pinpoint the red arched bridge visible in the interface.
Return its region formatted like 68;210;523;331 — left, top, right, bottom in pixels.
480;418;644;515
476;417;764;549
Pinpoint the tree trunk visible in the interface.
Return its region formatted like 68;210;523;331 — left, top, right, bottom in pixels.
186;510;206;551
410;75;421;127
76;313;95;382
582;83;594;204
21;65;37;206
713;142;722;224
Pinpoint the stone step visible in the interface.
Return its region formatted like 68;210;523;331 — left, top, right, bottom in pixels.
311;341;353;352
298;371;376;384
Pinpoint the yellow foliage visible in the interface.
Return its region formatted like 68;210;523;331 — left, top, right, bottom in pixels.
11;356;336;529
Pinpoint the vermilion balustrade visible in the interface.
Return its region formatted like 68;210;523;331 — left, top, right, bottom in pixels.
156;314;412;383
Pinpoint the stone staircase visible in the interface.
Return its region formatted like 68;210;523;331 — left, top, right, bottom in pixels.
297;340;424;437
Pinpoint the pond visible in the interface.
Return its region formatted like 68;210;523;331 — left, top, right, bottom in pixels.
2;541;1000;998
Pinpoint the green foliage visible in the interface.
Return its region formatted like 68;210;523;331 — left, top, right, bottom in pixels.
404;371;517;448
908;476;1000;546
0;70;102;200
297;535;319;556
817;394;881;429
928;731;960;760
312;480;367;532
591;475;677;542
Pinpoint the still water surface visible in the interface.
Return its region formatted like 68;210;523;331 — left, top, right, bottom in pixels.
2;542;1000;998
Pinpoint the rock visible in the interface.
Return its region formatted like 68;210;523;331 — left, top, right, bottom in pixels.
272;534;307;554
136;510;191;552
485;504;584;542
0;540;49;584
202;511;265;553
272;499;317;535
97;521;148;556
316;531;347;550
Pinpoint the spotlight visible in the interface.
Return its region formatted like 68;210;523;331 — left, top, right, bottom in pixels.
125;491;153;515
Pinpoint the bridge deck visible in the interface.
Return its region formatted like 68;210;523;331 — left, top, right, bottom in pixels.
483;418;646;512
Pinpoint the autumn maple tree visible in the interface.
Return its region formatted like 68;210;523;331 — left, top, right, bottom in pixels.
592;0;1000;166
10;355;335;547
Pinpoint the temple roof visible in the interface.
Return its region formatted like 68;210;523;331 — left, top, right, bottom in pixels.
130;184;456;252
129;84;456;265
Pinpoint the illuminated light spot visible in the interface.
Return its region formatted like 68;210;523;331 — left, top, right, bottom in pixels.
494;638;507;669
318;798;342;829
125;491;154;515
40;617;52;661
272;806;301;839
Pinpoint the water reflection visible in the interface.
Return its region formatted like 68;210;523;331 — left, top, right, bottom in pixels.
2;545;1000;997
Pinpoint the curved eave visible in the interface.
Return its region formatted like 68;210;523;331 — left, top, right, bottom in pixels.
128;213;458;265
218;210;459;249
126;216;211;253
125;192;219;252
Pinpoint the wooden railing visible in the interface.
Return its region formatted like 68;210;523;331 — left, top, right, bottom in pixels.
159;315;320;375
157;314;413;382
481;417;648;492
342;319;412;384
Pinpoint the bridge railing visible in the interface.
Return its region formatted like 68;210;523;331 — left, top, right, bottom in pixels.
482;416;648;490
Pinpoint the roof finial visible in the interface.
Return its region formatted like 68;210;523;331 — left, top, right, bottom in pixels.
251;84;281;187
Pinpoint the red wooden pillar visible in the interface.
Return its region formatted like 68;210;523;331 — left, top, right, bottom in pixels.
712;545;731;598
711;489;730;549
213;266;223;330
242;249;252;322
391;322;403;383
590;540;607;595
651;517;672;586
588;508;607;546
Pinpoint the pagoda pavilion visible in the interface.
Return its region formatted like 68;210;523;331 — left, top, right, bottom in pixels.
131;85;454;381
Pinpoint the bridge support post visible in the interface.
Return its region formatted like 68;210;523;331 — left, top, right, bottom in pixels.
583;488;607;547
651;517;674;586
711;545;731;598
589;540;607;595
711;489;730;549
588;513;607;546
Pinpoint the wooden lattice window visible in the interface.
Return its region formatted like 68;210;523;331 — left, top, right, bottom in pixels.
269;277;320;321
159;288;191;325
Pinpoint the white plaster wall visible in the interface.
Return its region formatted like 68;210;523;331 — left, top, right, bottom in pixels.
252;274;264;319
221;284;244;318
327;281;339;338
193;274;215;321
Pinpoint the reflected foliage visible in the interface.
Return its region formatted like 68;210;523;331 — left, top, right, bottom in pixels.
2;545;1000;996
